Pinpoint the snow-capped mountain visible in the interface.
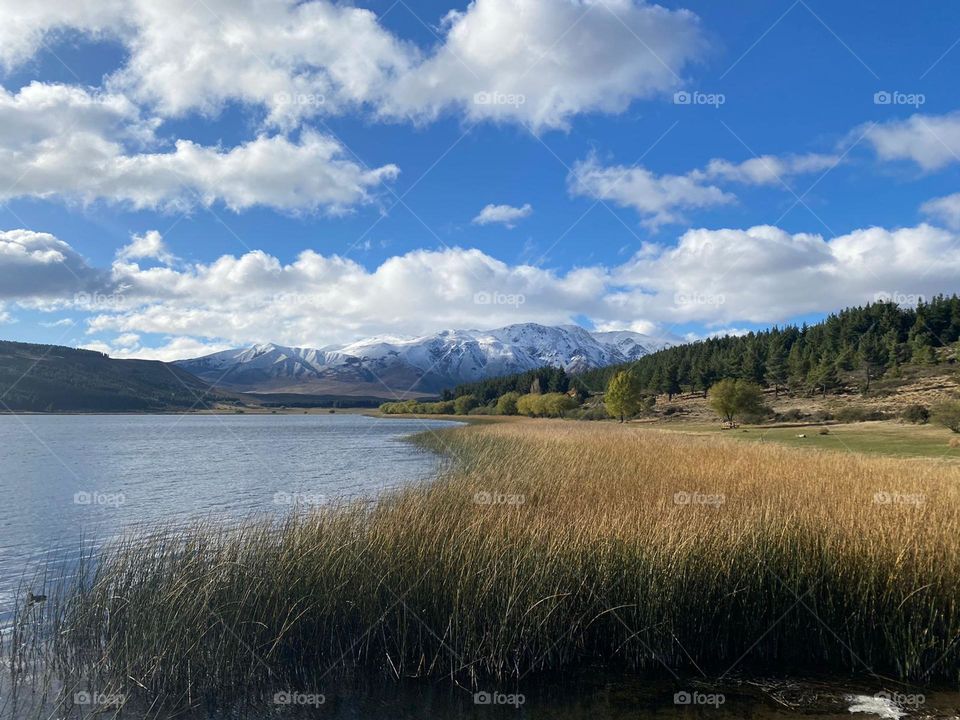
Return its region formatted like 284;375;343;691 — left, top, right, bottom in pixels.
174;324;676;398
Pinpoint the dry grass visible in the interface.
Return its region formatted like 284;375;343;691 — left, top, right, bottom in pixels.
16;421;960;711
645;368;960;425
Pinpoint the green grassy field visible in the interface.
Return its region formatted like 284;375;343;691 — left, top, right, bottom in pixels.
649;420;960;461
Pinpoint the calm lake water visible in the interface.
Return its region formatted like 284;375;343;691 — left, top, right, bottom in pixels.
0;413;458;619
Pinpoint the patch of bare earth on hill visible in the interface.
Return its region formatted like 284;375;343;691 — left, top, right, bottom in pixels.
638;368;960;426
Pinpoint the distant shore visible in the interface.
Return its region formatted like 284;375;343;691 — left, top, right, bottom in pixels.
0;405;376;416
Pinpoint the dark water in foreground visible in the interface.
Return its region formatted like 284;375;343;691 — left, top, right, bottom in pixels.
5;672;959;719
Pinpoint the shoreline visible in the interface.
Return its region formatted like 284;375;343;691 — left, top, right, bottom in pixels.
0;409;544;421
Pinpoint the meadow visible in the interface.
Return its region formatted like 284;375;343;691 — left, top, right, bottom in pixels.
650;419;960;461
10;420;960;714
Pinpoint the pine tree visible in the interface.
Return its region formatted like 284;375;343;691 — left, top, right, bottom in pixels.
787;341;810;392
661;364;681;401
740;338;765;384
649;365;665;396
764;337;789;397
809;357;840;397
856;332;885;393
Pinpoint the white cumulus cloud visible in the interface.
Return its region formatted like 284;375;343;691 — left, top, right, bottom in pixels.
700;153;841;186
3;222;960;356
0;229;106;298
0;0;705;131
568;155;734;227
0;83;398;212
117;231;177;265
568;149;847;226
921;192;960;228
382;0;704;130
863;112;960;171
612;223;960;324
473;203;533;227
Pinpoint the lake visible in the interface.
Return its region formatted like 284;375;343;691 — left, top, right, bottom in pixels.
0;413;458;619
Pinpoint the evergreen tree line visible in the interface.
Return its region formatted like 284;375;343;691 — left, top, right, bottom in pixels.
449;297;960;400
444;366;584;404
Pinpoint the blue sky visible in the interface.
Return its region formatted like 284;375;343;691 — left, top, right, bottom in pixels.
1;0;959;358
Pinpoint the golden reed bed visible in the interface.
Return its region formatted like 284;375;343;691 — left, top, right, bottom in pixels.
32;420;960;710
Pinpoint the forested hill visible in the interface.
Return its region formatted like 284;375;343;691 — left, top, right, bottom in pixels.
0;341;226;412
449;296;960;400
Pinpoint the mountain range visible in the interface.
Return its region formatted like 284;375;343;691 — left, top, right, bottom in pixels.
174;323;676;399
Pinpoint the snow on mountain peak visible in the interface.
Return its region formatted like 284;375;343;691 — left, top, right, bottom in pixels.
174;323;676;397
